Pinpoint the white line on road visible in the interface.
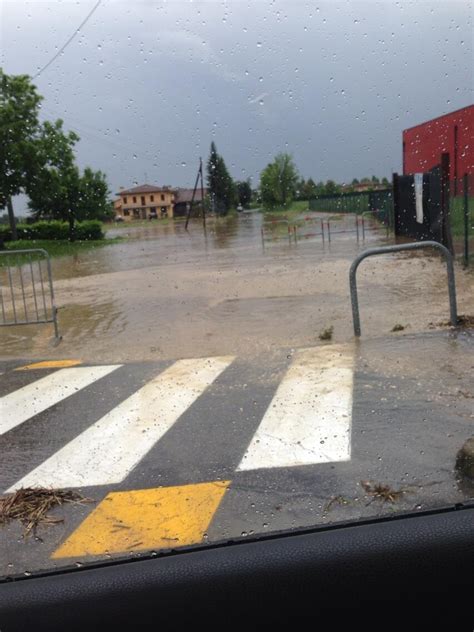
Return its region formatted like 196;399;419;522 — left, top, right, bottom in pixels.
237;346;354;471
8;356;234;491
0;366;121;436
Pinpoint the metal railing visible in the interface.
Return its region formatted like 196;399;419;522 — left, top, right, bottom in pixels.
293;217;325;244
0;249;60;341
326;216;360;243
360;210;390;240
261;219;293;247
349;241;457;337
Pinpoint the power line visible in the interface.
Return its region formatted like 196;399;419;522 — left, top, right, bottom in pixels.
32;0;102;80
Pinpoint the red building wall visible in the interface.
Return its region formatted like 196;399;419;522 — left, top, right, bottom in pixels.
402;104;474;194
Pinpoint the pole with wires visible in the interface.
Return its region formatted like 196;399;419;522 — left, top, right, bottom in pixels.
185;158;205;231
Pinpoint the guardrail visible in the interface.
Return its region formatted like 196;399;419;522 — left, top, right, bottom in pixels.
0;248;60;341
349;241;457;337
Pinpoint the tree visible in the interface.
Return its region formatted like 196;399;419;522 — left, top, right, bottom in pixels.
76;167;110;221
324;180;339;195
303;177;317;200
236;179;252;208
296;177;306;200
371;175;379;184
260;153;299;210
206;142;235;214
27;120;110;234
381;176;389;186
0;70;43;239
315;181;326;196
351;178;360;185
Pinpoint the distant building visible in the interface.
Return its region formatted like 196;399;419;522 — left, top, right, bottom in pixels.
403;104;473;195
341;182;387;193
173;188;208;217
114;184;175;220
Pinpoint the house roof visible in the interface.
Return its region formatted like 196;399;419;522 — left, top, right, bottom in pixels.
117;184;173;196
173;188;208;203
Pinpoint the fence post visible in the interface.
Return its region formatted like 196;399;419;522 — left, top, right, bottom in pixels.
463;173;469;267
356;216;360;242
321;219;325;244
361;216;365;240
327;221;331;243
392;173;399;236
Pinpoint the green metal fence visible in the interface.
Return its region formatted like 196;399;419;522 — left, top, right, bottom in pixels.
308;189;393;226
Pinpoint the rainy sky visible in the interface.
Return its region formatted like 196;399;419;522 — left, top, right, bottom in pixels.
1;0;472;209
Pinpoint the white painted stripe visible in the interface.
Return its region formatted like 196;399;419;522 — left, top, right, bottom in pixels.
9;356;234;490
0;366;121;436
237;346;353;471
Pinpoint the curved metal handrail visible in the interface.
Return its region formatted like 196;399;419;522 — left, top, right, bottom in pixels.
349;241;457;337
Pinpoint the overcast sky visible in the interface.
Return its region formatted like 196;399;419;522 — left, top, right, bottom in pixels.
1;0;473;206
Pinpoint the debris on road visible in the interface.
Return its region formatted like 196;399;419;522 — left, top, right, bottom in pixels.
429;314;474;329
456;438;474;481
391;324;406;332
360;480;407;504
319;326;334;341
0;488;94;536
324;495;350;512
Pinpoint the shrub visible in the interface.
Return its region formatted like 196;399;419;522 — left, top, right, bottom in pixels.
74;220;104;240
0;225;12;242
0;220;104;241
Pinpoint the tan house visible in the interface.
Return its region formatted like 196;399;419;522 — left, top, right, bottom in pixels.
114;184;175;220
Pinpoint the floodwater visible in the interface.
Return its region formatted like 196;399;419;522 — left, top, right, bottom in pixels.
1;211;473;362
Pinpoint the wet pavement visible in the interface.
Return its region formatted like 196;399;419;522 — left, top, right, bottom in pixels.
0;330;473;578
0;212;473;579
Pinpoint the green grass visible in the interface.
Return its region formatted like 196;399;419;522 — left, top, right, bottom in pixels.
450;196;474;237
1;238;122;265
262;200;310;223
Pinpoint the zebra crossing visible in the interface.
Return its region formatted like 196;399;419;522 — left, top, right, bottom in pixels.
0;348;354;495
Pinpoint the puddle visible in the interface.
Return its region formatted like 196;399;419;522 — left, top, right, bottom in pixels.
1;212;473;362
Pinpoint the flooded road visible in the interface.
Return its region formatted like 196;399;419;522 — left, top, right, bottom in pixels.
1;211;473;362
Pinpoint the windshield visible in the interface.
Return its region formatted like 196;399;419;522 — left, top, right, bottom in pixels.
0;0;473;578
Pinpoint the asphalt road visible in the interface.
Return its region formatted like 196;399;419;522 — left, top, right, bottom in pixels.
1;330;473;578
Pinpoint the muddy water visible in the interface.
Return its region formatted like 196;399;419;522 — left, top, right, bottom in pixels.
1;212;473;362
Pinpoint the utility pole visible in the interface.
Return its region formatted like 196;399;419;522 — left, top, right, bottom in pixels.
200;157;206;228
185;158;205;230
6;197;18;241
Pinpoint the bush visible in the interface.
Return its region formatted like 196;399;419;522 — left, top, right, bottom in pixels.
0;220;104;242
74;220;104;240
0;225;11;242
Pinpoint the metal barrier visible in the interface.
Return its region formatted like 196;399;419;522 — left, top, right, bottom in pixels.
261;219;292;247
327;217;360;243
0;249;60;340
293;217;325;244
349;241;457;337
360;210;390;240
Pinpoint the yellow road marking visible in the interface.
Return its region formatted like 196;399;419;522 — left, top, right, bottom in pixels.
14;360;82;371
52;481;231;559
